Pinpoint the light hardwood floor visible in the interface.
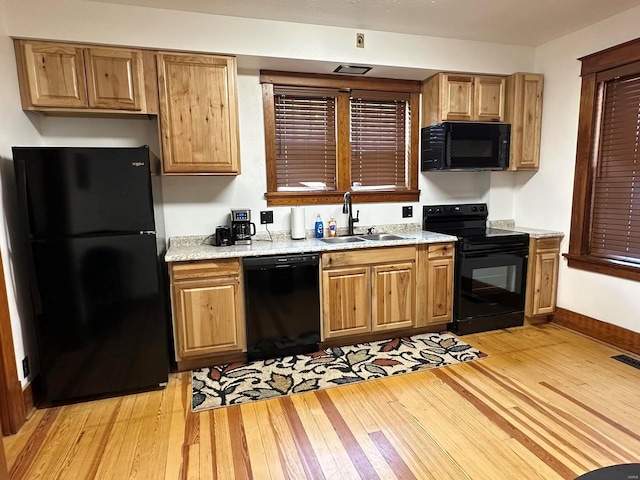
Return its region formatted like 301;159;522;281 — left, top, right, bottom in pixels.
4;324;640;479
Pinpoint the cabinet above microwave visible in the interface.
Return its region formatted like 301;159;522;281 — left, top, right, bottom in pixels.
421;72;543;172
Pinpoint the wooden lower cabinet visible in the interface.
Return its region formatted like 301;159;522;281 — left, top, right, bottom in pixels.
371;262;415;332
321;246;417;340
170;259;246;361
416;243;454;326
525;237;561;318
322;266;371;339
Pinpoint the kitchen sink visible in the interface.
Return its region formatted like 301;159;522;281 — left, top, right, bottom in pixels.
319;236;365;244
358;233;406;241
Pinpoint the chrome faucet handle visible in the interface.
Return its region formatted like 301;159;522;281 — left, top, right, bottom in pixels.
354;210;359;222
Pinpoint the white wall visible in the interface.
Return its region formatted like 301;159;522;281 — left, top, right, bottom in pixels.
0;0;537;384
0;0;43;384
515;6;640;333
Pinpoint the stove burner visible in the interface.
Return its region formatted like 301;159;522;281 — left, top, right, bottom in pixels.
423;203;529;251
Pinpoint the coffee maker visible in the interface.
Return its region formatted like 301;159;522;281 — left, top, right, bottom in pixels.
230;209;256;245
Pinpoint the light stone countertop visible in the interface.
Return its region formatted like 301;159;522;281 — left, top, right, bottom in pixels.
511;226;565;239
488;220;565;239
165;221;565;262
165;224;458;262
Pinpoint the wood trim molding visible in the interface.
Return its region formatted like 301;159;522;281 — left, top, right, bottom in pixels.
0;427;8;480
409;92;420;191
568;74;596;256
22;378;37;419
0;252;25;435
563;253;640;282
579;36;640;76
552;307;640;355
265;189;420;206
259;70;422;93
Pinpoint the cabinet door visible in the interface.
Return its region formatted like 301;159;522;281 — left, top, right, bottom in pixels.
474;76;505;122
173;276;245;358
506;73;543;170
20;41;87;108
532;250;559;316
427;257;454;324
371;262;415;332
157;52;240;174
322;267;370;339
442;74;474;121
85;47;144;111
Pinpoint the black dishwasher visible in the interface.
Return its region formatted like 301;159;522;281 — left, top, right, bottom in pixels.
243;253;321;361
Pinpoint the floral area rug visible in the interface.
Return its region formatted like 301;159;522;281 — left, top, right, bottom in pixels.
191;332;486;412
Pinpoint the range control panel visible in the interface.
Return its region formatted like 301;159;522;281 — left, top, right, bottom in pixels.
423;203;487;218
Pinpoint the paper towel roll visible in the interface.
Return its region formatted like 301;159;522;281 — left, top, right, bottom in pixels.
290;206;306;239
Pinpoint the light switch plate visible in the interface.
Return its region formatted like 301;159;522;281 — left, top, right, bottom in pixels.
402;206;413;218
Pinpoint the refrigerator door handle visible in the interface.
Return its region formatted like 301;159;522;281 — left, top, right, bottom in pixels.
16;160;43;315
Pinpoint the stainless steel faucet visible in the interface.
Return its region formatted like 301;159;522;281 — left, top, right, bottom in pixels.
342;192;359;236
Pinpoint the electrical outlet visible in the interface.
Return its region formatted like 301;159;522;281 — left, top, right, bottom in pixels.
260;210;274;224
402;206;413;218
356;33;365;48
22;357;30;378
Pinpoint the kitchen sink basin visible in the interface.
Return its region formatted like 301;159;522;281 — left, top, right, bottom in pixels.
358;233;406;241
319;236;365;244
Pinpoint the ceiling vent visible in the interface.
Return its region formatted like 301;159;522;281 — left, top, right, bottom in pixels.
333;65;372;75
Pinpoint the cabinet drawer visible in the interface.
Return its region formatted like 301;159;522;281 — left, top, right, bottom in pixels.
322;246;416;269
535;237;561;251
427;243;454;259
171;259;240;280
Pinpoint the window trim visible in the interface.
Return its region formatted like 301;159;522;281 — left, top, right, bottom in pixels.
566;36;640;282
261;71;421;206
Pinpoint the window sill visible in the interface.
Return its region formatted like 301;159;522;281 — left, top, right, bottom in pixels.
563;253;640;282
265;189;420;206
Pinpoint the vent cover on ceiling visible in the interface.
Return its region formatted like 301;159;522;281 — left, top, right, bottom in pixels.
333;65;372;75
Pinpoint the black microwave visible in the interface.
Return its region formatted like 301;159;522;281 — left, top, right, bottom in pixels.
421;122;510;171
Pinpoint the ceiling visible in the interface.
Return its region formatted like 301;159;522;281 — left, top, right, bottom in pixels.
95;0;640;46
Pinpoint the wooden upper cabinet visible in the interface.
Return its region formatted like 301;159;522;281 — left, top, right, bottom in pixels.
474;76;505;122
14;39;155;115
157;52;240;175
443;75;474;121
19;41;88;108
505;73;544;171
84;47;144;111
422;73;505;126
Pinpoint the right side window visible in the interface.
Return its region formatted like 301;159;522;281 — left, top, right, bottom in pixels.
567;39;640;281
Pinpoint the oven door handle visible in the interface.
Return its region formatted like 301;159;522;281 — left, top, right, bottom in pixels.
459;249;529;258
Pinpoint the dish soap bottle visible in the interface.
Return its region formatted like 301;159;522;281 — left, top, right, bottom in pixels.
328;216;337;237
314;214;324;238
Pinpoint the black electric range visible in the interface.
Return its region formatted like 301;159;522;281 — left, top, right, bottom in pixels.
423;203;530;335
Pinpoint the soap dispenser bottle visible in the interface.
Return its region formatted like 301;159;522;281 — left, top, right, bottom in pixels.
315;214;324;238
328;216;337;237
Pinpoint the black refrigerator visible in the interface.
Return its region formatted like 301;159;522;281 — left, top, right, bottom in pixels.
12;146;169;405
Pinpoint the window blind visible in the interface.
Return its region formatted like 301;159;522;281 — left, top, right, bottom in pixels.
350;91;410;190
274;87;338;191
590;74;640;263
